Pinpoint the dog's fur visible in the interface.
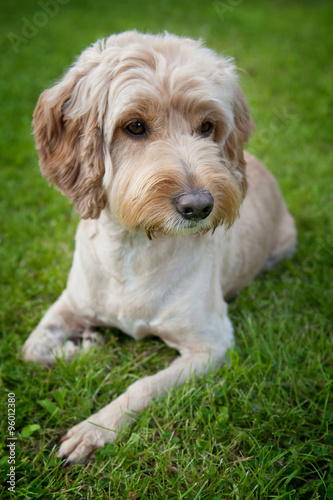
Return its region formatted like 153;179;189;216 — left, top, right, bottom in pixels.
22;31;296;465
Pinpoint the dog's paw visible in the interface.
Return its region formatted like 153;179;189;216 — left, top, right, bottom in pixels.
22;329;103;366
22;336;65;367
58;418;115;466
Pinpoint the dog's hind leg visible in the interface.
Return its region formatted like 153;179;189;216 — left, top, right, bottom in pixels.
57;346;227;465
22;291;101;366
261;205;297;272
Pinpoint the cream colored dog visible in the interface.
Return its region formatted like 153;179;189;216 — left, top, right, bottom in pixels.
22;30;296;465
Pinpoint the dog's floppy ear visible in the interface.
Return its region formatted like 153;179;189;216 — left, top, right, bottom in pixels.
33;57;107;219
224;85;254;197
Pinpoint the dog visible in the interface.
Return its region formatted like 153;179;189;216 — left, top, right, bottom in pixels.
22;30;297;465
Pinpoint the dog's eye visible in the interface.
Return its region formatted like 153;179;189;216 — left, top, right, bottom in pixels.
200;122;214;136
126;121;146;136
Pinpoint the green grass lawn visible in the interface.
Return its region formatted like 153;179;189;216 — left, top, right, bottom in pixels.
0;0;332;498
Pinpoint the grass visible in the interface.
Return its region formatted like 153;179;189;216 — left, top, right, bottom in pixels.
0;0;332;498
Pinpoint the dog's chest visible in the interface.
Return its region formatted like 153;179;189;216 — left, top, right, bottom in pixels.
91;270;166;339
71;224;203;340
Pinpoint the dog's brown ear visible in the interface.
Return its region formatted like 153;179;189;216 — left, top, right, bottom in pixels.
33;70;107;219
224;85;254;197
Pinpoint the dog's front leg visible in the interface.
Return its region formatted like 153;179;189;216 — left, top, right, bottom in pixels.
57;348;226;465
22;290;100;366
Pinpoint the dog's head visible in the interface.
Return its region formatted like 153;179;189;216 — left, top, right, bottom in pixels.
33;31;254;237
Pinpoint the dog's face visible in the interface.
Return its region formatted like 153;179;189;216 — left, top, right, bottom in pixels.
33;31;253;237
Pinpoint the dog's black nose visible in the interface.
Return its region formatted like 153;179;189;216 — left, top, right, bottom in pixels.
174;191;214;221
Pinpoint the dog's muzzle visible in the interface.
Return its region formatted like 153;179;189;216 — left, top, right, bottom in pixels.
173;191;214;221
